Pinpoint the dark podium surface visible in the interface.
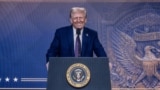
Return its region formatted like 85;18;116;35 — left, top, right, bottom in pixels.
47;57;111;90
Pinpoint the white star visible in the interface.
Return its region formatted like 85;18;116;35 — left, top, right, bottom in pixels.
5;77;10;82
13;77;18;82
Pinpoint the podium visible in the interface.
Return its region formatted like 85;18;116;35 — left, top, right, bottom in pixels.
47;57;111;90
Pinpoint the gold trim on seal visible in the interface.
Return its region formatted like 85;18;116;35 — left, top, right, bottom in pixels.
66;63;90;88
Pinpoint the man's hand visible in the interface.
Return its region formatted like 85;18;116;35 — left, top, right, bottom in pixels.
46;62;49;71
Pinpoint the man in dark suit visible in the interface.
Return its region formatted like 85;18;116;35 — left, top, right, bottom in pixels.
46;7;107;67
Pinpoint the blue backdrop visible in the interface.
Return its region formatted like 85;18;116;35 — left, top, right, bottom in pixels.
1;1;160;89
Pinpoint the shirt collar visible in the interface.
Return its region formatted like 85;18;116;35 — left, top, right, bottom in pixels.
73;27;83;36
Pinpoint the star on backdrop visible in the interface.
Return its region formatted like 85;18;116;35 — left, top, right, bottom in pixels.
5;77;10;82
13;77;18;82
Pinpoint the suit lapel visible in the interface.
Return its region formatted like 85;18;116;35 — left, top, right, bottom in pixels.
81;29;89;56
68;26;75;56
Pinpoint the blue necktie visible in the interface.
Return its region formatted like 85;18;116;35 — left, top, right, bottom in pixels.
75;30;81;57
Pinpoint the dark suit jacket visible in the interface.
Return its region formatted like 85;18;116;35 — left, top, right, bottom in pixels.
46;25;107;62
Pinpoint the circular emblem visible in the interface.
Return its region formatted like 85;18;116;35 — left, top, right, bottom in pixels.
66;63;90;88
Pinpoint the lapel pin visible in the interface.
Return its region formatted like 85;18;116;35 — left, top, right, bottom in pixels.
86;34;88;37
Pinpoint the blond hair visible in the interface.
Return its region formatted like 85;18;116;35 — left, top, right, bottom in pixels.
70;7;87;18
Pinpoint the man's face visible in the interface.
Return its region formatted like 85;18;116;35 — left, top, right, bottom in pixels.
70;11;87;29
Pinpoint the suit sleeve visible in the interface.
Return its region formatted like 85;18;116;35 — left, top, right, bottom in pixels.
46;30;60;63
93;32;107;57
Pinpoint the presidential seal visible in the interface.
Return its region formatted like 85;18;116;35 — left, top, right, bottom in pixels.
66;63;90;88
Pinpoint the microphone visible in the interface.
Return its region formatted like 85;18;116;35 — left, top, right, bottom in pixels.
76;28;81;35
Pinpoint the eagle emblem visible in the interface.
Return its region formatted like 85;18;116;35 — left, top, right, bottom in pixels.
111;29;160;88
